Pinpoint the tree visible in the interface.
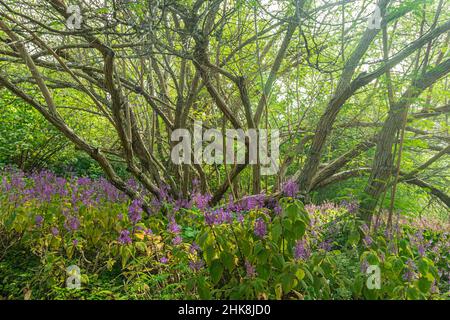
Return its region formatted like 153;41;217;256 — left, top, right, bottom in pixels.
0;0;448;217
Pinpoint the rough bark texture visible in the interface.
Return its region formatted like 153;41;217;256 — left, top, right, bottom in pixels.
361;59;450;222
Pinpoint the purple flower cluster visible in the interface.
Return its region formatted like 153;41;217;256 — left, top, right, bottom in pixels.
192;192;212;211
189;259;205;272
0;168;130;213
340;199;359;214
118;229;132;245
408;230;434;258
160;256;169;264
128;199;143;225
282;180;299;198
204;208;233;226
64;215;80;232
172;235;182;245
3;167;450;296
190;242;201;254
174;198;192;212
245;260;257;278
168;218;181;234
254;218;267;238
403;259;418;281
35;215;44;228
318;239;333;251
226;195;245;212
361;224;373;248
244;194;266;211
360;259;369;273
305;201;339;215
294;239;310;260
265;197;282;215
51;227;59;236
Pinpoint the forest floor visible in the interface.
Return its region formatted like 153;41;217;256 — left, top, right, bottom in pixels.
1;169;449;300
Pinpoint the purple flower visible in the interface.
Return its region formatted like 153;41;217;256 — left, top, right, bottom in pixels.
73;239;79;246
190;242;201;254
318;239;333;251
388;241;398;255
160;257;168;264
227;196;244;212
205;211;216;226
274;205;282;215
403;268;416;282
361;223;370;234
158;184;171;202
341;200;359;214
363;235;373;247
117;213;123;221
282;179;299;198
189;259;205;272
118;229;132;245
172;235;182;245
192;193;212;210
168;219;181;234
51;227;59;236
64;216;80;232
361;223;373;247
128;199;143;224
77;177;91;186
430;280;438;294
294;239;310;260
254;218;267;238
418;244;425;257
373;217;382;229
384;227;393;240
360;259;369;273
174;198;192;212
403;259;417;282
204;208;233;226
245;194;266;210
245;260;257;278
222;209;233;224
35;215;44;227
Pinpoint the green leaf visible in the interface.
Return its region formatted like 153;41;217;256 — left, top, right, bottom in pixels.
282;218;292;232
407;286;420;300
204;244;216;264
220;251;235;271
135;241;147;253
256;264;270;280
348;229;360;246
295;268;305;281
271;222;282;242
418;273;434;293
275;283;283;300
209;259;223;285
197;277;211;299
293;220;306;238
273;254;285;270
280;273;296;293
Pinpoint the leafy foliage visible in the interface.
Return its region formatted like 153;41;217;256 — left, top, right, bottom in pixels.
1;169;448;300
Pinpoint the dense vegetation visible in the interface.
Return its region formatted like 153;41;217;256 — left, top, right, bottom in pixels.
1;168;448;299
0;0;449;300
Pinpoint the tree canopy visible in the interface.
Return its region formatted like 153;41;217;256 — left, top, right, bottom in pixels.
0;0;449;220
